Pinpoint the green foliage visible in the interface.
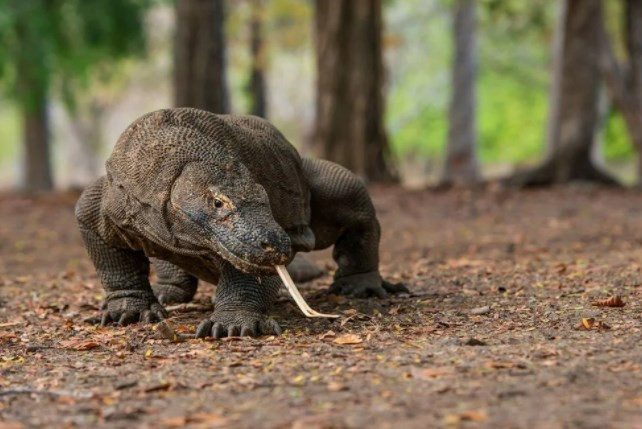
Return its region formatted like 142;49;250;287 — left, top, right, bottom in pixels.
0;105;19;160
477;70;548;163
386;0;553;164
385;0;636;166
480;0;551;36
477;0;552;164
267;0;312;51
385;0;451;158
603;110;634;161
0;0;150;111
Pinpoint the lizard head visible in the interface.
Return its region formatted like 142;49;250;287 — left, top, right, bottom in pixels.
169;162;292;274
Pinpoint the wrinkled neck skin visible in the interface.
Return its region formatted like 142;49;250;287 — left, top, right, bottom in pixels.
168;160;292;275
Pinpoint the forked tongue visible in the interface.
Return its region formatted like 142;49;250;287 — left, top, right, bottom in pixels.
276;265;340;318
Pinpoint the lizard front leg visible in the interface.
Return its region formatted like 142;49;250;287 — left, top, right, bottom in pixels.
78;223;166;325
76;178;166;325
195;262;282;338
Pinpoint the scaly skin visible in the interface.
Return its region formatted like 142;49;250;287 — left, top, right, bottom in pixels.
151;259;198;305
75;108;407;337
195;263;282;338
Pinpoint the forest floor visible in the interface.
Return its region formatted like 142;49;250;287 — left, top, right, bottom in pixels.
0;185;641;429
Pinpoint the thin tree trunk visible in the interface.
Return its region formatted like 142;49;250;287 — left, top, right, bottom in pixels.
174;0;228;113
545;0;567;157
508;0;618;187
249;0;267;118
22;96;53;192
16;14;53;193
599;0;642;187
313;0;396;182
441;0;480;187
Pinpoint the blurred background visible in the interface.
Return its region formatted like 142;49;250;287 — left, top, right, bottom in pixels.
0;0;639;191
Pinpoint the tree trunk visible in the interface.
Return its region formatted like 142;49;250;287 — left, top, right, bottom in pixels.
599;0;642;187
313;0;396;182
544;0;567;158
248;0;267;118
22;96;53;192
508;0;618;187
174;0;228;113
16;14;53;193
441;0;480;187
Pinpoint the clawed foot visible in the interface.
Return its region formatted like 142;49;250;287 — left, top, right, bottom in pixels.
152;283;196;305
195;310;282;339
329;271;409;298
101;294;167;326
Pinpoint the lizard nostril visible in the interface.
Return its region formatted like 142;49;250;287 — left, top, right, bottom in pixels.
261;241;273;251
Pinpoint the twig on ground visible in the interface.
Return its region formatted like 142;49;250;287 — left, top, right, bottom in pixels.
0;387;94;399
165;303;213;313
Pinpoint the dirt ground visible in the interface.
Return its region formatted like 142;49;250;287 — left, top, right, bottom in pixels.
0;185;641;429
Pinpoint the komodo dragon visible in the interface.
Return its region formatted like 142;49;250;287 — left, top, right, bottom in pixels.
76;108;407;338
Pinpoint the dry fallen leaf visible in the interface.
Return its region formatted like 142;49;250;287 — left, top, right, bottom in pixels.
144;382;172;393
413;367;455;379
156;320;176;341
470;306;491;315
156;320;187;342
592;295;625;308
159;414;227;428
579;318;611;331
189;413;228;426
581;318;595;330
485;361;519;369
159;416;186;428
0;322;23;328
327;381;348;392
0;422;26;429
333;334;363;345
444;410;487;424
318;330;336;340
0;332;17;343
597;321;611;331
60;340;101;351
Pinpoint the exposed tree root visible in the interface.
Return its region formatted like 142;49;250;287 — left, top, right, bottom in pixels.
504;157;620;188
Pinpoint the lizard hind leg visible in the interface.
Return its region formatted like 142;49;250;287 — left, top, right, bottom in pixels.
302;158;409;298
151;259;199;305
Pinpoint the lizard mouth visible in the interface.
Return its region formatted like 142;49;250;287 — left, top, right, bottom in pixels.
215;238;286;275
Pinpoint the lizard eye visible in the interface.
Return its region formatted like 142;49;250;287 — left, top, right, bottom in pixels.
213;198;224;208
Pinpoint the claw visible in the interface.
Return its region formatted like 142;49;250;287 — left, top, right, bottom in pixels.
383;281;409;294
118;311;139;326
227;326;240;337
240;325;255;337
153;309;166;322
327;282;342;295
195;320;213;338
271;320;283;336
213;323;225;339
101;312;112;326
